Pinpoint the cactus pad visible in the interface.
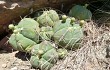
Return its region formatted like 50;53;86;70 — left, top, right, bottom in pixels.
9;33;36;52
37;10;59;26
16;18;40;43
40;26;54;41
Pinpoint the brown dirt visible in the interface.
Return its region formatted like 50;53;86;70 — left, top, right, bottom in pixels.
0;51;32;70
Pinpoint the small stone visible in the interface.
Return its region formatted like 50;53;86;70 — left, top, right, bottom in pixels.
30;69;35;70
20;66;30;70
2;64;7;68
10;67;18;70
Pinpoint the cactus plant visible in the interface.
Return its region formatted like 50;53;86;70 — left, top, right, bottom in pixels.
53;18;83;49
9;33;36;52
40;26;54;41
57;48;68;59
8;9;85;70
37;10;59;26
30;41;58;70
69;5;92;20
14;18;40;43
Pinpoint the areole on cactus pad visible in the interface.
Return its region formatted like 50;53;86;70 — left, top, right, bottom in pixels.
53;18;83;49
30;41;58;70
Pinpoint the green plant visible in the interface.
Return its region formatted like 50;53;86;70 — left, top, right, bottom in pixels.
8;9;85;70
9;33;36;52
53;17;83;49
57;48;68;59
16;18;40;43
69;5;92;20
37;10;59;26
39;26;54;41
30;41;58;70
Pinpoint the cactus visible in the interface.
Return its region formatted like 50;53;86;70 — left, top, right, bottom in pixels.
37;10;59;26
30;41;58;70
15;18;40;43
53;18;83;49
57;48;68;59
9;33;36;52
8;10;85;70
69;5;92;20
40;26;54;41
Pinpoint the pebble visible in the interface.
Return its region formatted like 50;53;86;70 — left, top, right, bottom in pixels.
30;69;35;70
10;67;18;70
2;64;7;68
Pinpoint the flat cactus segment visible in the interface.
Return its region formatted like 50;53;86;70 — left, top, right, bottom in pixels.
42;48;58;64
9;33;36;52
37;10;59;26
17;18;39;29
69;5;92;20
30;56;53;70
15;18;40;43
20;28;39;43
48;10;59;21
30;56;39;68
39;58;53;70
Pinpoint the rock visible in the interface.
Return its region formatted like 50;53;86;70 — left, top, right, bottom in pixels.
30;69;35;70
10;67;18;70
2;64;7;68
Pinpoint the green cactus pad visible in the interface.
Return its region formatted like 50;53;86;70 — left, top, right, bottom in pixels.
48;10;59;22
30;56;40;68
39;58;53;70
15;18;40;43
40;26;54;41
9;33;36;52
30;41;58;70
17;18;39;29
42;48;58;64
53;18;83;49
20;28;39;43
37;10;59;26
30;56;53;70
69;5;92;20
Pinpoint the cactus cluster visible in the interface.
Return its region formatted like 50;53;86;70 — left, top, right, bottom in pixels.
30;41;58;70
8;10;84;70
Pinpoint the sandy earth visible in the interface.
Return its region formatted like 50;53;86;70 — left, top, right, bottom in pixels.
0;50;33;70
